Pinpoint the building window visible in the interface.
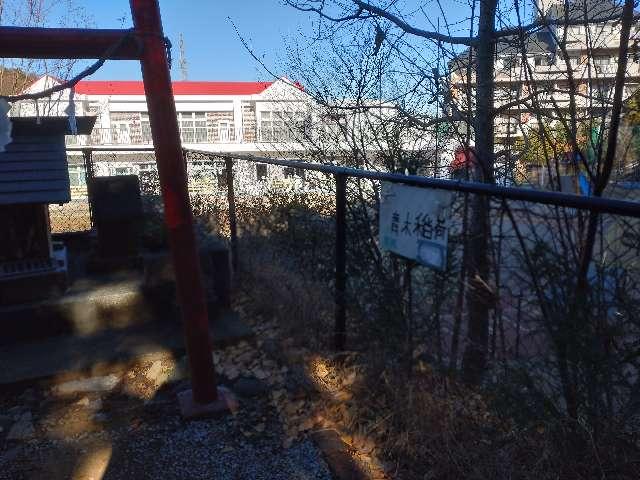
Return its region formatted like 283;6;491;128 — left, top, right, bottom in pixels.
111;121;131;144
139;162;156;172
323;114;347;139
179;112;207;143
259;110;308;142
141;113;152;143
593;82;613;99
259;111;280;141
534;56;547;67
69;165;86;187
218;121;231;142
217;163;228;189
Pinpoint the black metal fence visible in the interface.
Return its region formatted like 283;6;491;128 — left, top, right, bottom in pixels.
65;146;640;351
186;149;640;353
57;145;640;454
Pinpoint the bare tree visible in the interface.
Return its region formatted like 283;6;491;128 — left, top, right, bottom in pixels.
0;0;93;96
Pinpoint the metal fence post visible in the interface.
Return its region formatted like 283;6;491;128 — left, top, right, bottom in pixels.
334;174;347;351
225;157;238;272
81;148;95;229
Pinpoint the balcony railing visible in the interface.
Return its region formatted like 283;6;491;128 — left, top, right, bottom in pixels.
65;128;153;146
65;126;237;146
465;61;640;86
91;128;152;145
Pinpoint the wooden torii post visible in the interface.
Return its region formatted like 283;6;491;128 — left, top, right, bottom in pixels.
0;0;230;417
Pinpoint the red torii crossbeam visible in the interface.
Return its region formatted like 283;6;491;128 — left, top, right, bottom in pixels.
0;0;227;416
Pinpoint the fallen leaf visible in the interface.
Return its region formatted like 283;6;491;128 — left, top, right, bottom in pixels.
342;371;357;386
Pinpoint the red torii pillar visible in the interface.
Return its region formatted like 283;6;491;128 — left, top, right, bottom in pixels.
0;0;228;416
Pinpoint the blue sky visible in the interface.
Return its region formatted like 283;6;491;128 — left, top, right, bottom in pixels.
4;0;535;82
75;0;315;81
53;0;492;82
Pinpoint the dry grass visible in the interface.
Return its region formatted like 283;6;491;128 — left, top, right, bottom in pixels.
241;272;640;480
228;194;640;480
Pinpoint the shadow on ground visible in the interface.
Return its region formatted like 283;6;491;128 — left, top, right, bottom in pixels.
0;341;332;480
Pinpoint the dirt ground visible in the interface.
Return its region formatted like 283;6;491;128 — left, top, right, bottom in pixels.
0;304;335;479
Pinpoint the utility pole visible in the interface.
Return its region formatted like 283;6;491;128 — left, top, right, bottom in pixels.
179;33;188;81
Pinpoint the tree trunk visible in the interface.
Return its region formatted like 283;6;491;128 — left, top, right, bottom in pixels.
461;0;497;384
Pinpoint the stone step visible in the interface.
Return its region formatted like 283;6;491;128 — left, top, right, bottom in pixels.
0;273;176;345
0;310;253;385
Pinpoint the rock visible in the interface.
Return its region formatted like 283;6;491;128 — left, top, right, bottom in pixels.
144;360;172;387
224;365;240;381
54;374;120;396
6;412;35;441
93;413;108;423
235;351;254;366
285;365;318;399
262;339;280;357
251;367;269;380
75;397;103;411
232;377;270;398
167;357;188;383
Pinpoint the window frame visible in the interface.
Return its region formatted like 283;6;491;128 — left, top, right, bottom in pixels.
178;112;208;144
256;164;268;182
68;165;87;187
218;120;231;143
259;109;309;142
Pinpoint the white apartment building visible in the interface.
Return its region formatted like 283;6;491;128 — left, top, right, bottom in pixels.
448;0;640;145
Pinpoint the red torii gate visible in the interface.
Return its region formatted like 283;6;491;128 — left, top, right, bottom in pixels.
0;0;226;416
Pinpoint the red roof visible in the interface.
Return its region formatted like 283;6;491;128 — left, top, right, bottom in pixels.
73;80;273;96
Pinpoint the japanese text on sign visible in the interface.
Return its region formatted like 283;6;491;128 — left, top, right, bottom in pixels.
379;182;453;270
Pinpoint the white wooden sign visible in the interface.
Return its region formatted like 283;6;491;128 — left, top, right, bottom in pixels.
379;182;453;270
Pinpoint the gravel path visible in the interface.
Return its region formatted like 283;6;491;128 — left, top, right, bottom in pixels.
1;418;331;480
0;351;333;480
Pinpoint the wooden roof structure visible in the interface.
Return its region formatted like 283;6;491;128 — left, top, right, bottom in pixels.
0;116;95;205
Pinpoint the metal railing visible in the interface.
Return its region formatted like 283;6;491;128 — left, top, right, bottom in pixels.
187;149;640;351
68;146;640;350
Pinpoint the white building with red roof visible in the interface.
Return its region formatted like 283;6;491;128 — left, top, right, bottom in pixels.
10;75;431;197
13;75;310;152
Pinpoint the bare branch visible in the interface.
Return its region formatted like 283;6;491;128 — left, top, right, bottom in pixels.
284;1;368;22
288;0;477;46
352;1;476;46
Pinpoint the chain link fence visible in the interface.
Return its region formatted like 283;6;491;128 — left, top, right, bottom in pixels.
56;147;640;429
48;146;640;475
